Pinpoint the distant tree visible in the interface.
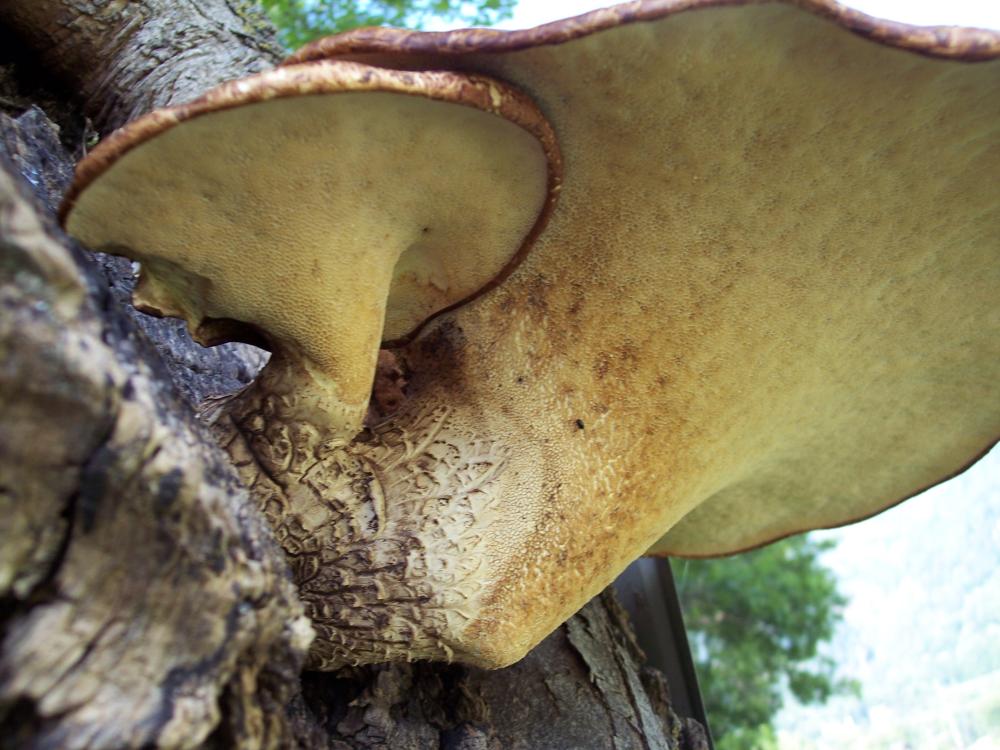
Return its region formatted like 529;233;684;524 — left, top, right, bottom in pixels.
259;0;517;48
676;535;856;750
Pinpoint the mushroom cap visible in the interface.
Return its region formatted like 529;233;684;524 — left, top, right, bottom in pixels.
61;60;561;358
279;0;999;665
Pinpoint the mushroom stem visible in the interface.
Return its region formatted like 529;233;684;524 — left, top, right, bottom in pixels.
215;347;375;481
204;367;528;670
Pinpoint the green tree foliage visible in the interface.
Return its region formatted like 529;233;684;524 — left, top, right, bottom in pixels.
676;535;855;750
259;0;516;48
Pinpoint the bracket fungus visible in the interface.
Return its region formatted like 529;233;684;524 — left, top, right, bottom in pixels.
63;0;999;670
62;62;560;444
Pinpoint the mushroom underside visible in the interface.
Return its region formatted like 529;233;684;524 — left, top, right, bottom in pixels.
65;63;556;443
62;0;999;669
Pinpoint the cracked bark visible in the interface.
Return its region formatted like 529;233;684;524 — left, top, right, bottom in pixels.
0;2;708;747
0;106;312;749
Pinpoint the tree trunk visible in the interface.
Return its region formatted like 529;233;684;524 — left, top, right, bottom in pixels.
0;3;709;748
0;0;282;133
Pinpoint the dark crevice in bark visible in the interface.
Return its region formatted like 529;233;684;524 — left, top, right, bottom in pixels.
0;29;89;155
8;400;114;620
0;698;45;750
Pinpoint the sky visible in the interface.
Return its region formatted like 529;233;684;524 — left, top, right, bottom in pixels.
487;0;1000;30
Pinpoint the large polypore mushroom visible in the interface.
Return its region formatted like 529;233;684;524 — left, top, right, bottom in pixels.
63;0;999;670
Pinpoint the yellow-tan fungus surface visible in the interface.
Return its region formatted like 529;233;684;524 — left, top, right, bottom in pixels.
64;0;999;670
64;61;558;438
287;0;999;666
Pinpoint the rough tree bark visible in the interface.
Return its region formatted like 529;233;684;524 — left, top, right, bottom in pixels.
0;2;709;748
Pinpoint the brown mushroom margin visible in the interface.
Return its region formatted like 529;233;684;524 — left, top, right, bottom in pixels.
284;0;1000;65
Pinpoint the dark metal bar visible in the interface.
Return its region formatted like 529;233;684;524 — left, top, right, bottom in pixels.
614;557;714;746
